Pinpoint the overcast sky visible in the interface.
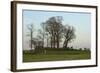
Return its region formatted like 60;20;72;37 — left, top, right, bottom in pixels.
22;10;91;50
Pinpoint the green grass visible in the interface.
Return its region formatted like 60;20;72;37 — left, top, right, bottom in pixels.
23;50;91;62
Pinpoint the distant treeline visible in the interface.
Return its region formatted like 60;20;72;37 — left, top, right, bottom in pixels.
23;47;90;55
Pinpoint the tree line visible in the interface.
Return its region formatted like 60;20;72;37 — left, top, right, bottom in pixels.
27;16;76;50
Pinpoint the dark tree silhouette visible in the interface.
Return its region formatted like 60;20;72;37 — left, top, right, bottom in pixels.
43;16;63;48
27;24;34;51
37;23;46;48
37;29;44;47
45;32;49;47
63;25;75;48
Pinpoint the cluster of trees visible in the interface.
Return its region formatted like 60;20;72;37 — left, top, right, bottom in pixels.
27;16;76;50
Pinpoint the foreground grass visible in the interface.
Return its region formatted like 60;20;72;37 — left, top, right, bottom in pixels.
23;50;91;62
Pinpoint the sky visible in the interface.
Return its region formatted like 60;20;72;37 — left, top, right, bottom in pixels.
22;10;91;50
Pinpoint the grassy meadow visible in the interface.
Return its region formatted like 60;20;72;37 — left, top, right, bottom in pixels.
23;49;91;62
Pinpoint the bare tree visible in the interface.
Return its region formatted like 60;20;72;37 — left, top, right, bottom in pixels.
54;16;63;48
36;23;46;48
27;24;34;51
45;33;49;47
37;29;44;48
63;25;75;48
44;16;63;48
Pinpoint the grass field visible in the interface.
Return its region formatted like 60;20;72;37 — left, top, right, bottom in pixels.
23;50;91;62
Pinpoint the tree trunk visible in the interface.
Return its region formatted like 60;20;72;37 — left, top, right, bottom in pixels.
47;38;49;47
31;31;32;51
57;35;59;48
65;41;68;48
63;40;68;48
53;35;56;48
51;37;52;48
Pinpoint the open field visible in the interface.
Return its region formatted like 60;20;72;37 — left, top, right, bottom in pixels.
23;50;91;62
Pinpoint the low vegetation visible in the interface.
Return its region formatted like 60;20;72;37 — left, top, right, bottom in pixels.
23;48;91;62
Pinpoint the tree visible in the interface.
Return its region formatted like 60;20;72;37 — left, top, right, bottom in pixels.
45;32;49;47
54;16;64;48
37;23;46;48
63;25;75;48
27;24;34;51
37;29;44;48
43;16;63;48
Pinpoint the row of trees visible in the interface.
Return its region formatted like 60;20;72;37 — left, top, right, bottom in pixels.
27;16;76;50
